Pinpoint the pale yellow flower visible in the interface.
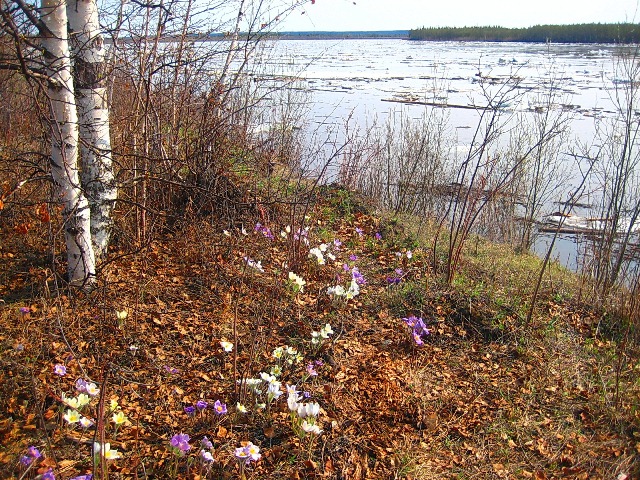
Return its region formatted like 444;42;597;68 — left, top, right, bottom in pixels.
64;409;81;424
112;410;128;425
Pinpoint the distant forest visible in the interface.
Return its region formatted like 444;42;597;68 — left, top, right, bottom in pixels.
409;23;640;43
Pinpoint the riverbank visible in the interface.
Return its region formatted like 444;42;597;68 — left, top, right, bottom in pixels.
1;180;638;478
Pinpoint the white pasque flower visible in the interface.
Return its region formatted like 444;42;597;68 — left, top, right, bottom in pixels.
320;323;334;338
242;378;262;394
94;442;122;460
260;372;276;383
288;272;306;291
345;279;360;299
301;420;323;435
287;392;301;412
308;247;325;265
85;383;100;396
267;381;283;399
327;285;346;297
285;346;298;356
297;402;320;418
220;340;233;352
79;416;94;428
244;256;264;273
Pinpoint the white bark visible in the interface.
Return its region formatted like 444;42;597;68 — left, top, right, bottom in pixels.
67;0;116;260
40;0;96;287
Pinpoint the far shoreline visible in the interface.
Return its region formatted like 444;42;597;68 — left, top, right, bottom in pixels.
118;24;640;44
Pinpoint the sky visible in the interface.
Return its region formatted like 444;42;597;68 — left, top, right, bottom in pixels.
278;0;640;31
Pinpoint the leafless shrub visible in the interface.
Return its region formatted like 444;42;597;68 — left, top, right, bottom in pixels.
585;48;640;296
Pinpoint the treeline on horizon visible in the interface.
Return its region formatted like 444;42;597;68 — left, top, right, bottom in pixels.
409;23;640;43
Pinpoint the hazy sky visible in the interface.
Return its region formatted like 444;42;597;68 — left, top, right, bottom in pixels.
279;0;640;31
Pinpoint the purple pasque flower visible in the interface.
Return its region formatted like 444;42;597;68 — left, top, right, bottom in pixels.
303;391;311;398
402;315;418;327
349;254;358;261
42;469;55;480
333;238;342;249
53;364;67;376
354;227;363;237
235;446;250;462
294;228;308;241
375;232;382;240
255;223;275;240
414;317;430;337
19;306;30;315
351;267;366;285
213;400;227;415
387;268;404;285
184;406;196;416
70;476;93;480
201;436;213;449
200;449;215;462
196;400;208;410
306;363;318;376
75;378;88;393
27;446;41;459
164;365;179;374
20;446;41;466
402;315;430;345
170;433;191;453
234;442;261;464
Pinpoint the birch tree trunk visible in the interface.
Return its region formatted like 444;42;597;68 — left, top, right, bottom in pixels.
40;0;96;287
67;0;116;261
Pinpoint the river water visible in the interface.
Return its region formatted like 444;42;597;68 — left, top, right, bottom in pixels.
254;39;625;139
249;39;637;272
